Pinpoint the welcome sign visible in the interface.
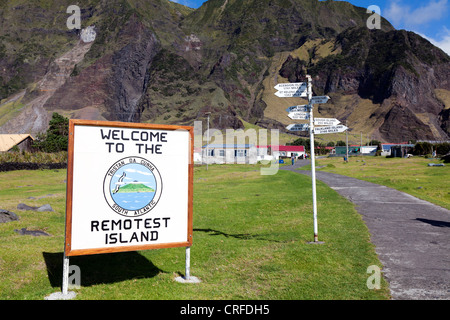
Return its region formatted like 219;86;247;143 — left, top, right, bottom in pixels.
65;120;193;256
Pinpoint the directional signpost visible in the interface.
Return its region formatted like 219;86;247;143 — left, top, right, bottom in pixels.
314;118;340;126
314;124;348;134
286;105;309;113
310;95;330;105
288;111;310;120
274;82;307;91
277;79;348;244
286;123;309;131
274;82;307;98
275;90;308;98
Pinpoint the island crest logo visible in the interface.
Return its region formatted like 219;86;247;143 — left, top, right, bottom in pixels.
103;157;162;217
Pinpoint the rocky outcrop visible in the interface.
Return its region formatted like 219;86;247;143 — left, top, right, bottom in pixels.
107;16;160;122
0;209;19;224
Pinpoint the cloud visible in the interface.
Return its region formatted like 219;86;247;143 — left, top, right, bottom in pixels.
418;28;450;55
124;168;153;176
385;0;448;27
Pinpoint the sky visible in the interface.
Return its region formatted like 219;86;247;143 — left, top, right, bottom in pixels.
170;0;450;55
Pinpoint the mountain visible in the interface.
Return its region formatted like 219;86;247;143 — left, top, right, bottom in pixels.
0;0;449;142
114;183;155;193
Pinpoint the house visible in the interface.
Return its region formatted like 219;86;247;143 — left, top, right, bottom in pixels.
334;145;378;156
335;146;361;156
202;144;257;164
381;142;413;157
274;145;305;159
0;134;35;152
257;145;306;160
390;144;415;157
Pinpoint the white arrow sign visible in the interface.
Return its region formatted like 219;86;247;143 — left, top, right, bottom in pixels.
275;89;308;98
287;123;310;132
286;105;309;113
288;112;310;120
314;118;340;126
314;125;348;134
310;95;330;104
274;82;306;91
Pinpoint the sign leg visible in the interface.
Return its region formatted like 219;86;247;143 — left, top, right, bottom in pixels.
185;246;191;280
174;246;201;284
62;254;69;295
45;254;76;299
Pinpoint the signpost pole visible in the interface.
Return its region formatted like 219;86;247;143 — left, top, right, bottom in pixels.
205;112;211;171
346;121;349;162
307;75;321;244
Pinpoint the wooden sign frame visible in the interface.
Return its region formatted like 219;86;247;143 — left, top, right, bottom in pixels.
64;120;194;257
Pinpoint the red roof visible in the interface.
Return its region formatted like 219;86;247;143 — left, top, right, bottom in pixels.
258;145;305;152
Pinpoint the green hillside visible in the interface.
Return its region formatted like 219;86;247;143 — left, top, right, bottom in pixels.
114;183;155;193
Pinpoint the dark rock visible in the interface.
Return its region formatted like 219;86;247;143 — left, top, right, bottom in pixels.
17;203;54;212
14;227;50;237
17;203;38;211
0;209;19;223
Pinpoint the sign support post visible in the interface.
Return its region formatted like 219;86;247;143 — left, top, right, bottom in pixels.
61;253;69;296
306;75;321;244
62;255;69;295
185;246;191;280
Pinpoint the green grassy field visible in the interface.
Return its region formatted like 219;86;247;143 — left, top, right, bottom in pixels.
314;156;450;210
0;165;389;300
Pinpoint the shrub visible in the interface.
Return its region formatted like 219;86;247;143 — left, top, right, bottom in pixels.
32;112;69;153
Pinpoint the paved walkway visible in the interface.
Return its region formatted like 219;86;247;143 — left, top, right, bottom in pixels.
281;159;450;300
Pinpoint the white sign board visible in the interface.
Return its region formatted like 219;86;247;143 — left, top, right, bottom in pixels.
274;82;306;91
286;123;310;131
286;105;309;113
314;125;348;134
310;95;330;104
288;112;310;120
65;120;193;256
314;118;340;126
275;89;308;98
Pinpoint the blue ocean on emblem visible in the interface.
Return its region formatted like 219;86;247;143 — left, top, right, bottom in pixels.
110;163;157;211
112;192;156;210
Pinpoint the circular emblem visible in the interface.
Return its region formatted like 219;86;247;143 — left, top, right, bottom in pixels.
103;157;162;217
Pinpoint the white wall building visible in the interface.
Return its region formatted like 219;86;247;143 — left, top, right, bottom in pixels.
202;144;257;164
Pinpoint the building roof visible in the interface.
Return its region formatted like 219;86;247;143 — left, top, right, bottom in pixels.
203;144;254;148
0;134;34;152
381;143;414;150
274;145;305;152
258;145;305;152
315;146;334;150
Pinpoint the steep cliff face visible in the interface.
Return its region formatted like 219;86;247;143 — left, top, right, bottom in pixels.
43;14;160;123
0;0;164;133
